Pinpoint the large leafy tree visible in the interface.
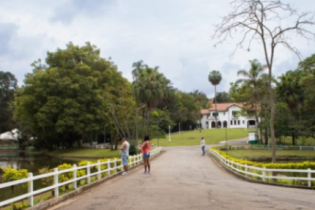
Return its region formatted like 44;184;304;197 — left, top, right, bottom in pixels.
276;70;304;145
0;71;18;133
190;90;209;131
298;54;315;138
213;92;232;103
132;63;172;135
14;42;119;150
208;70;222;127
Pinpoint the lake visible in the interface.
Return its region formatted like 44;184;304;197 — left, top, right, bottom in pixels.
0;151;78;203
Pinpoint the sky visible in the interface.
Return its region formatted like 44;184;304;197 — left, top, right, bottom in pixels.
0;0;314;98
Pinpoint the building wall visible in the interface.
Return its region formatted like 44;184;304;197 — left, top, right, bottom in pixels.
200;105;257;129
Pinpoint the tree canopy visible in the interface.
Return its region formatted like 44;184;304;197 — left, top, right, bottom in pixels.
0;71;18;133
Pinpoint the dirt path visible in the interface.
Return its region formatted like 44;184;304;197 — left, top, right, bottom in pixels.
49;146;315;210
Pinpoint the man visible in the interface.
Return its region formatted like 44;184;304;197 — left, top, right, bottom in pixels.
201;137;205;156
120;137;130;175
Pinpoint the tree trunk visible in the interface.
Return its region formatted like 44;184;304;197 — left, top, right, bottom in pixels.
146;106;151;135
265;127;268;145
292;133;295;145
269;89;276;163
214;85;218;128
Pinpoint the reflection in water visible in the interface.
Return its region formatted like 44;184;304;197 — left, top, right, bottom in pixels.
0;151;78;202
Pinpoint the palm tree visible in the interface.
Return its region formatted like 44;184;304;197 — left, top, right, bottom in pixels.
236;59;267;140
133;65;172;135
208;70;222;128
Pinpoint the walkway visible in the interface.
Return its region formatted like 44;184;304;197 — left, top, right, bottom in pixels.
49;145;315;210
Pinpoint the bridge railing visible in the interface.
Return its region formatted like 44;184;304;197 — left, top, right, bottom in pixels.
210;148;315;188
0;147;162;208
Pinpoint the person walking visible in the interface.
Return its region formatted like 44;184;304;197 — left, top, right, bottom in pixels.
120;137;130;175
141;135;151;174
201;137;205;156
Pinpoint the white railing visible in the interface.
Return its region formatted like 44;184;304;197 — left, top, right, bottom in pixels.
234;145;315;151
0;147;162;208
210;148;315;188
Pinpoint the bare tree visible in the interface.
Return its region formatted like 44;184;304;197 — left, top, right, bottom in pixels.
213;0;315;162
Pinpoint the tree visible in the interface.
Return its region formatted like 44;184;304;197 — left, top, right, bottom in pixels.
190;90;209;131
132;63;172;135
276;70;304;145
0;71;18;133
14;42;119;150
213;92;232;103
298;54;315;139
213;0;315;162
104;74;137;149
236;59;267;139
208;70;222;128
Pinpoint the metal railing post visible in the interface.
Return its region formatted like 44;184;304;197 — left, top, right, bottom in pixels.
54;168;59;196
28;173;34;207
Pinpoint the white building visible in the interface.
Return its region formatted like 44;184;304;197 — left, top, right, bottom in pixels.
200;100;257;129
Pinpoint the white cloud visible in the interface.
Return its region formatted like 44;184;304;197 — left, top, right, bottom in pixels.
0;0;314;97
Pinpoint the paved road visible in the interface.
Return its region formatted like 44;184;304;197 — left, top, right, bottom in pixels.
50;144;315;210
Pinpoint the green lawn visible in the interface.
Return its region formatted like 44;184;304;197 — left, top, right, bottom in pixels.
275;136;315;146
51;149;120;158
151;128;255;147
50;129;252;157
226;150;315;159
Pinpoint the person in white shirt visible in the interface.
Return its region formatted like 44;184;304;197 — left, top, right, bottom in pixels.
120;137;130;175
201;137;205;156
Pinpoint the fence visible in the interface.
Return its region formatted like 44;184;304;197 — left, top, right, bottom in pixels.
209;148;315;188
0;147;162;208
228;145;315;151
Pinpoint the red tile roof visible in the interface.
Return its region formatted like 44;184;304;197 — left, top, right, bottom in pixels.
200;103;244;114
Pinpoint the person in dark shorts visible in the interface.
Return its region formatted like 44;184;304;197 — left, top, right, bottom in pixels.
141;135;151;174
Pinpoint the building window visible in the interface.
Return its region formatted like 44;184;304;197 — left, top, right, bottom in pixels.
234;120;236;125
230;120;233;125
223;112;225;115
243;120;245;124
238;120;240;125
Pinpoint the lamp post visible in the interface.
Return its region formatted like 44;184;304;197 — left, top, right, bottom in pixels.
178;122;180;134
104;124;108;144
169;125;171;142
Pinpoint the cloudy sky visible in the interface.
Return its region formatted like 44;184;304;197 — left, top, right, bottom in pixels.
0;0;314;98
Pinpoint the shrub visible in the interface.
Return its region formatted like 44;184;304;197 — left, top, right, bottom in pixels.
211;147;315;170
129;145;138;155
1;166;28;194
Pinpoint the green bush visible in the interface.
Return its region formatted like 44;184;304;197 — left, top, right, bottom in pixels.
1;166;28;194
212;147;315;169
129;145;138;155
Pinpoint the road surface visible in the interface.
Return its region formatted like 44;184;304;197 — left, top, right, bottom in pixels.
49;144;315;210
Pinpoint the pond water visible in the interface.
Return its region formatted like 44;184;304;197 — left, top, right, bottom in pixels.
0;151;78;203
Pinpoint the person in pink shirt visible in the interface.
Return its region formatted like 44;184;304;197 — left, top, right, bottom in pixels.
141;135;151;174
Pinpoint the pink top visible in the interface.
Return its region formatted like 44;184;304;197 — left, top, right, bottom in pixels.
142;141;150;153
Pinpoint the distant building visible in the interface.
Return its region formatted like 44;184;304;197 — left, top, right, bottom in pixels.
199;100;257;129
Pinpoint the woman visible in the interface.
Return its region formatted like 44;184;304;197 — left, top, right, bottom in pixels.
141;135;151;174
